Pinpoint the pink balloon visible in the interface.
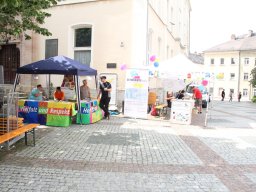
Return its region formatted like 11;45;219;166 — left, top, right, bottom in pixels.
202;80;208;86
120;64;127;71
150;55;156;62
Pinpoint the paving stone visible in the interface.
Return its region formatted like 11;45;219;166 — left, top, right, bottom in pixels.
15;121;202;165
0;165;229;192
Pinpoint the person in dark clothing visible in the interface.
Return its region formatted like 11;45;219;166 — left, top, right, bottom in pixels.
238;91;242;102
177;90;185;99
221;89;225;101
97;76;112;120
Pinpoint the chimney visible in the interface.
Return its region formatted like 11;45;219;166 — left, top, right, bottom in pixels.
231;34;236;40
247;30;253;37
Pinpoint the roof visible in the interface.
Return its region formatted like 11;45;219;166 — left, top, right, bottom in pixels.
17;55;97;76
204;32;256;52
188;53;204;64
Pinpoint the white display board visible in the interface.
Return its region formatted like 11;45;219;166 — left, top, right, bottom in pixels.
170;100;194;125
100;73;117;105
124;69;149;119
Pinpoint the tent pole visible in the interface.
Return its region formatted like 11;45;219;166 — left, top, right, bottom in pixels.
75;75;82;124
13;74;19;92
48;74;51;99
95;75;98;96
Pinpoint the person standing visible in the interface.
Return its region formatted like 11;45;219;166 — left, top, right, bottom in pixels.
221;89;225;101
80;79;91;100
229;91;233;102
238;91;242;102
166;91;174;108
192;86;202;114
97;76;112;120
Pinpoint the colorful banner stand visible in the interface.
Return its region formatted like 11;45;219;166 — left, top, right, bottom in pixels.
76;100;104;124
18;100;76;127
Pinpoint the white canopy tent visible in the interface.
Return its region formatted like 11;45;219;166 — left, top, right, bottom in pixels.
158;54;203;80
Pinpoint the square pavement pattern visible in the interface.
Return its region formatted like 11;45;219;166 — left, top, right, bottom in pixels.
1;117;256;191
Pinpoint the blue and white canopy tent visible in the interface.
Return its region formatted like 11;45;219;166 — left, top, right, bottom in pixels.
15;55;98;117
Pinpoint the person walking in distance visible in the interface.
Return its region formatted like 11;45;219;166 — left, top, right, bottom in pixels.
238;91;242;102
229;91;233;102
97;76;112;120
221;89;225;101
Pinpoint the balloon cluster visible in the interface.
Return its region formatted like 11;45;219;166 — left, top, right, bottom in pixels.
149;55;159;78
149;55;159;68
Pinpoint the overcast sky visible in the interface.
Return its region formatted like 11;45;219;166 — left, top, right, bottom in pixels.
190;0;256;53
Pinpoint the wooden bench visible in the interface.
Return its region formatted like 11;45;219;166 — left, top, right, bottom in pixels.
0;124;39;149
155;104;168;116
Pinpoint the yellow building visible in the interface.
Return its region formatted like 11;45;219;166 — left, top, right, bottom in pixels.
204;30;256;101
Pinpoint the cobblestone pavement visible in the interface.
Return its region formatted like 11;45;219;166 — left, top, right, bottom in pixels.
1;115;256;191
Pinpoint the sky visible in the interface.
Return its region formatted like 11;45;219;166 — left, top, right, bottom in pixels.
190;0;256;53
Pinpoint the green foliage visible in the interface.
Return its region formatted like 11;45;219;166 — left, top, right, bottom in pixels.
0;0;58;42
250;67;256;88
252;96;256;103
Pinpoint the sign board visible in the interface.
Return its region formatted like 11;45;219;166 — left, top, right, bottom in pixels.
100;73;117;105
170;100;194;125
124;68;149;119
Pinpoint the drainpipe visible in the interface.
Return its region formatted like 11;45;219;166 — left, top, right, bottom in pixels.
238;51;241;95
145;0;149;66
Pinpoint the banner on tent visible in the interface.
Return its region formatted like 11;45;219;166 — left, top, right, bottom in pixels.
124;69;148;119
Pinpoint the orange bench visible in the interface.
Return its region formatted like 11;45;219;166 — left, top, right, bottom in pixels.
0;124;39;148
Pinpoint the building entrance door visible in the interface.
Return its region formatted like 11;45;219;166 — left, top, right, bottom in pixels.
0;44;20;84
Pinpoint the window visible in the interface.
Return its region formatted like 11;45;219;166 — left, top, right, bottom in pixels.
243;89;248;96
231;58;235;64
75;28;91;47
253;88;256;96
166;45;169;59
220;58;224;64
244;73;249;80
74;26;92;66
211;58;214;64
45;39;58;59
218;88;223;96
148;28;153;53
244;58;249;65
230;73;235;80
209;87;214;94
158;37;162;57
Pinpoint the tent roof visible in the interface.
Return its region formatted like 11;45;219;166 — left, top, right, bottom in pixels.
17;55;97;76
158;54;203;79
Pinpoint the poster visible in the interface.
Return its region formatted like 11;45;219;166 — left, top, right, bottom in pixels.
170;100;194;125
76;100;104;124
46;102;76;127
124;69;149;119
18;100;48;125
100;73;117;105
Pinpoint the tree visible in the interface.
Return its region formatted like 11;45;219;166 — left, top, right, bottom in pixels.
250;67;256;87
0;0;58;43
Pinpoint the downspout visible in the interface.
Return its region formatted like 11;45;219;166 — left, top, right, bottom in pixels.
145;0;149;66
238;51;241;95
